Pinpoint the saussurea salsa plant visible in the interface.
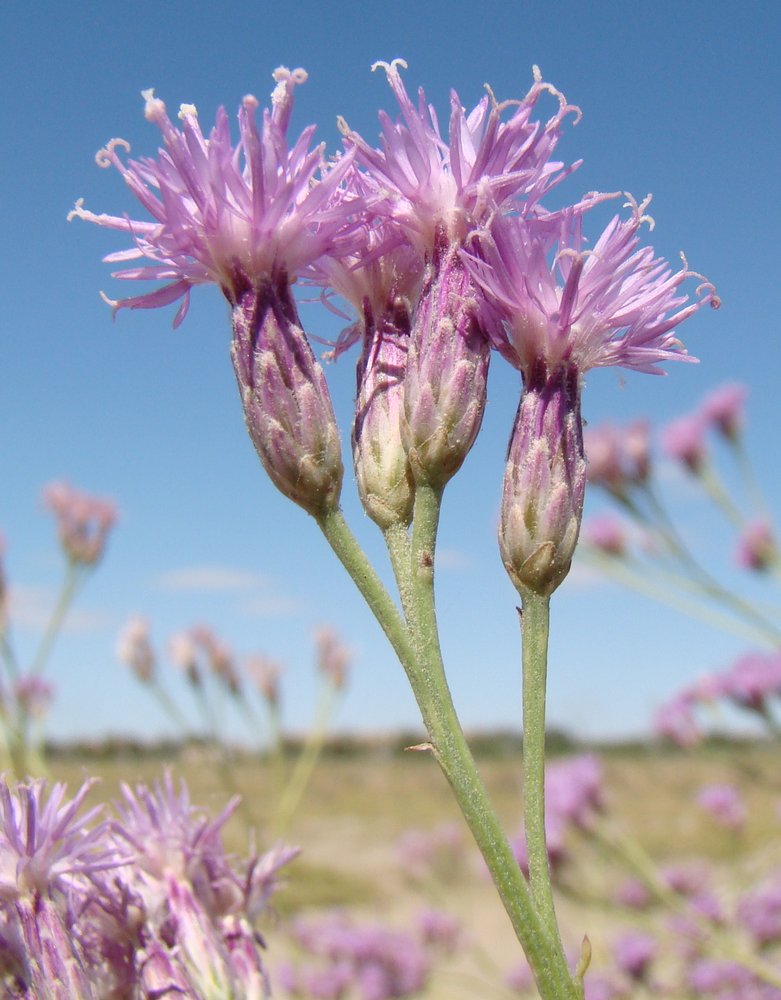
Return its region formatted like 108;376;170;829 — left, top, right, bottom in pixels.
69;61;718;1000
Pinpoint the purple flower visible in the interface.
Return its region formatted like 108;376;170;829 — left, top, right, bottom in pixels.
0;777;117;901
735;519;778;572
116;615;156;684
738;876;781;946
582;515;628;557
341;59;579;255
611;930;657;981
468;195;717;377
338;61;580;490
70;69;353;321
42;481;117;567
314;626;351;690
72;70;351;517
719;650;781;714
661;412;709;473
699;382;748;440
613;878;651;910
653;691;702;748
584;420;650;496
468;196;716;594
696;783;746;832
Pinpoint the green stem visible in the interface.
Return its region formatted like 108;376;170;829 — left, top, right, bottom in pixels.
518;591;559;943
274;681;336;836
29;561;83;678
318;501;581;999
581;548;777;647
407;485;581;1000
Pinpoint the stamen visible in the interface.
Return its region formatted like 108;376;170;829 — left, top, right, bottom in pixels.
95;138;131;168
141;88;166;122
371;58;408;76
178;103;198;121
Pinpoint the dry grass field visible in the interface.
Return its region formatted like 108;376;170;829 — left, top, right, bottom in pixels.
48;740;781;998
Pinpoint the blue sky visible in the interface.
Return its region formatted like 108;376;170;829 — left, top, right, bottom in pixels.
1;1;779;744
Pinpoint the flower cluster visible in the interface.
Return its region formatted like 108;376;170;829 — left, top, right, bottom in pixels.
72;61;716;594
0;772;296;998
42;480;117;567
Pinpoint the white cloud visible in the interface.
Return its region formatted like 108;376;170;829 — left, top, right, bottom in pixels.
238;592;304;617
435;547;472;571
7;584;110;634
155;566;270;592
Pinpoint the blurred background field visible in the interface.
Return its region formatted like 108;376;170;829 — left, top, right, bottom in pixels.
47;736;781;997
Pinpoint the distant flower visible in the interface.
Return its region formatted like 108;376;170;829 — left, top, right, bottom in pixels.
116;615;156;683
42;480;117;566
660;413;708;473
614;878;651;910
719;650;781;714
582;515;628;557
192;624;241;695
611;930;657;981
738;876;781;946
245;655;283;707
653;691;702;747
13;675;55;719
416;908;463;953
696;783;746;832
584;420;651;496
735;519;778;572
168;629;202;685
698;382;747;440
290;912;430;1000
314;626;351;691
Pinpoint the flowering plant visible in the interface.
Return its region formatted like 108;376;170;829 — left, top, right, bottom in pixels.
0;482;116;777
72;61;717;999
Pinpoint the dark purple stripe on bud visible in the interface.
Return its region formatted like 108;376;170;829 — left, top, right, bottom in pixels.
353;299;415;529
499;360;585;597
402;242;489;490
231;278;343;517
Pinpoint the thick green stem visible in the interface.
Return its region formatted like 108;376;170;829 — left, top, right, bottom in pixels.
318;501;580;999
518;592;562;950
407;485;581;1000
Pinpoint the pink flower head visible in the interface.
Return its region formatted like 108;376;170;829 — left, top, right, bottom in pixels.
735;518;777;572
653;692;701;748
116;615;156;683
341;59;580;256
70;68;357;323
468;194;718;378
611;930;657;982
698;382;747;440
582;515;628;556
244;655;283;707
314;626;351;690
0;777;117;900
13;676;55;719
584;420;651;496
660;413;708;473
42;481;117;566
696;783;746;832
719;650;781;713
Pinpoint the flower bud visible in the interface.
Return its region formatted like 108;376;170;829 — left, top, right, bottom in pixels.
354;321;415;529
231;280;343;518
499;361;585;597
402;244;489;490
